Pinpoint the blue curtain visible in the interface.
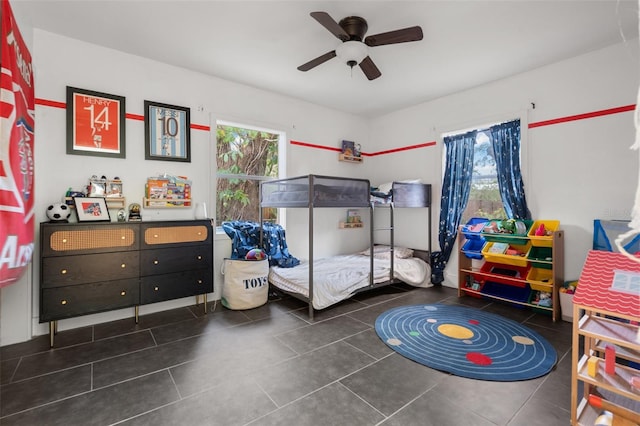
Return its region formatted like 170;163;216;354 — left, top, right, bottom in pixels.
431;131;476;284
489;119;531;220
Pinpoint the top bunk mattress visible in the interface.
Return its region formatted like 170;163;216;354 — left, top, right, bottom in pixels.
371;182;431;208
261;174;371;208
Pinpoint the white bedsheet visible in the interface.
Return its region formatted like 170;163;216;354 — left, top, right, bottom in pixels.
269;254;432;310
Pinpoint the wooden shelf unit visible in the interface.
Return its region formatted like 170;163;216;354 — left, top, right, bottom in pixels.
143;198;192;209
65;197;126;210
457;227;564;322
338;153;363;163
571;306;640;425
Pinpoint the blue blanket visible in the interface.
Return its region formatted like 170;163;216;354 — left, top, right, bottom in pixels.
222;221;300;268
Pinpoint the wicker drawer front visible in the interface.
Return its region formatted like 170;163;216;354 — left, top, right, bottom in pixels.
140;270;212;304
42;252;140;288
142;223;211;247
140;246;212;276
41;279;139;322
42;225;138;256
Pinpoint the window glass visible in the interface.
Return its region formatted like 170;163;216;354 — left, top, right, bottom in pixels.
216;123;281;223
442;127;506;224
455;131;507;223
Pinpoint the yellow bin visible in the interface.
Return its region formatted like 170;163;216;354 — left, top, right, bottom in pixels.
481;241;530;267
528;220;560;247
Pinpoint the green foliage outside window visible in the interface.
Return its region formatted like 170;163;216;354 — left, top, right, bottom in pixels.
216;125;279;223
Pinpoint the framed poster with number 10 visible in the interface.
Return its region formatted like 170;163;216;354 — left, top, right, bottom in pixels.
66;86;126;158
144;100;191;162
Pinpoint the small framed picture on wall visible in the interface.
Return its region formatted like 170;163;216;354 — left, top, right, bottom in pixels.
66;86;126;158
144;100;191;162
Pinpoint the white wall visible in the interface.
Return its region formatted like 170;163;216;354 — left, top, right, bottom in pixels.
0;29;370;345
1;21;638;345
368;39;640;287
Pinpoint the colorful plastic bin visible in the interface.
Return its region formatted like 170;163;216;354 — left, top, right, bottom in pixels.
529;291;553;315
473;262;530;288
481;219;533;245
462;217;489;240
482;281;531;308
462;238;485;259
481;241;531;267
528;220;560;247
528;246;553;270
527;267;554;292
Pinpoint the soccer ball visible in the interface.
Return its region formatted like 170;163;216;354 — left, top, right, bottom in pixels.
46;203;71;222
245;248;266;261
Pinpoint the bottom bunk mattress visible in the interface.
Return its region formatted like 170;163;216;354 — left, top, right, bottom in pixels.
269;254;432;310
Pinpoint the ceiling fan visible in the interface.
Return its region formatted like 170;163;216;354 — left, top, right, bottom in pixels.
297;11;423;81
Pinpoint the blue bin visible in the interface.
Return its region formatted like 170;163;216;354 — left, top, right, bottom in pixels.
462;238;485;259
482;281;531;308
462;217;490;240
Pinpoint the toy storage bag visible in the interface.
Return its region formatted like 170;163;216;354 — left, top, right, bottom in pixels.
221;258;269;310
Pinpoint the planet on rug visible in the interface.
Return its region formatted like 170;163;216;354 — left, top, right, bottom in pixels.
375;303;557;381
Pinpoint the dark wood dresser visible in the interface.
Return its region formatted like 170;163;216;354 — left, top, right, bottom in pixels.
40;220;214;346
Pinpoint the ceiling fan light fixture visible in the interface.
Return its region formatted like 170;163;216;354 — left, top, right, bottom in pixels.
336;41;368;68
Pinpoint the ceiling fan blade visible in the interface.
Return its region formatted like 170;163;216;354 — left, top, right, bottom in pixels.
364;26;423;47
297;50;337;72
310;11;350;41
359;56;382;81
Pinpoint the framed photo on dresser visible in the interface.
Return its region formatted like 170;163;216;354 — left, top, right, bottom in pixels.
73;197;111;222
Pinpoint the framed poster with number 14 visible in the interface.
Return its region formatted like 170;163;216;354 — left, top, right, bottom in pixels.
66;86;126;158
144;100;191;162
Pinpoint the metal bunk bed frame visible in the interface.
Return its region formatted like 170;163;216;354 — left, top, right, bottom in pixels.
260;175;431;320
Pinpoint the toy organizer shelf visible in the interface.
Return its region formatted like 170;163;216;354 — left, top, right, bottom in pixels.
457;224;564;322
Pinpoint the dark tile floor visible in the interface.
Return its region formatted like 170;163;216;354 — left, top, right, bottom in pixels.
0;284;574;426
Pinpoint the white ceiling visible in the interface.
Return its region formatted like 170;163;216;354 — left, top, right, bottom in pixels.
12;0;640;118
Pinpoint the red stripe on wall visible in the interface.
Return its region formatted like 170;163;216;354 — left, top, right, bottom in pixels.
191;123;210;131
35;98;65;109
126;113;144;121
291;140;343;152
367;141;437;157
36;97;210;131
528;104;636;129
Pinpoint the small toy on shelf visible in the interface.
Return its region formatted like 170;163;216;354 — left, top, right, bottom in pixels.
106;177;123;197
128;203;142;221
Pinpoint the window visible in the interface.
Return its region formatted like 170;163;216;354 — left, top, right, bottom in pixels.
216;121;283;223
442;127;509;225
462;131;507;223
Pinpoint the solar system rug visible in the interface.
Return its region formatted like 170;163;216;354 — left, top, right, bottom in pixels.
375;304;557;381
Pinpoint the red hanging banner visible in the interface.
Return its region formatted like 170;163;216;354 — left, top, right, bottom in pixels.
0;0;35;287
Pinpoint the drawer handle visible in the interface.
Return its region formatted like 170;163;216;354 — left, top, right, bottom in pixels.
120;291;126;296
62;238;68;244
197;279;203;284
121;235;126;240
153;260;159;265
153;234;159;238
61;269;67;275
196;255;202;260
61;300;67;305
121;263;126;269
154;286;159;291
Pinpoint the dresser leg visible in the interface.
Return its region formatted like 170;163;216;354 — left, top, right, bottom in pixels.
204;294;208;314
49;321;57;348
135;306;139;324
